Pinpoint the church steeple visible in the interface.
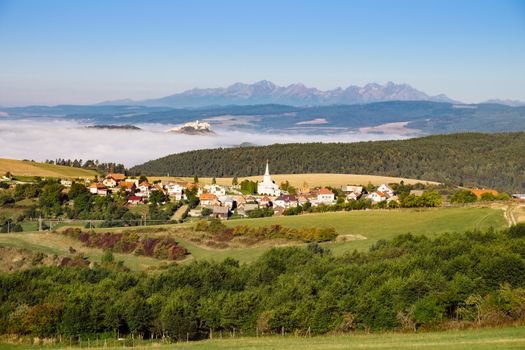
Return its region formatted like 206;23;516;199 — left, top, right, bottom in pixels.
258;159;280;196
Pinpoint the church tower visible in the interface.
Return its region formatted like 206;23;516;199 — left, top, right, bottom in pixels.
257;159;281;196
263;159;271;184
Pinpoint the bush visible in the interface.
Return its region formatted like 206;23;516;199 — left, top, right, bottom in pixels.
0;194;15;206
61;229;188;260
508;223;525;238
450;190;477;203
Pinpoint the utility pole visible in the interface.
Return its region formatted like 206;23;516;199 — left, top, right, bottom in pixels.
7;220;10;234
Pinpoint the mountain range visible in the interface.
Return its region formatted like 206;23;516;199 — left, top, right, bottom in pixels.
100;81;460;107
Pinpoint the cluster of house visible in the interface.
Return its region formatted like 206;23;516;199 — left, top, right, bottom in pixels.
55;162;405;219
85;173;197;204
189;162;402;219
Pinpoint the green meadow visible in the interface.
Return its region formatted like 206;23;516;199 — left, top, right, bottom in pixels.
0;206;506;269
0;325;523;350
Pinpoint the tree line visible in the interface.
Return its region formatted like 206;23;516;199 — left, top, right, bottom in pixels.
129;132;525;192
44;159;126;175
1;225;525;340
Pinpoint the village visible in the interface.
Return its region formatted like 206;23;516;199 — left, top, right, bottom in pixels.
59;161;400;219
1;157;520;228
45;161;510;221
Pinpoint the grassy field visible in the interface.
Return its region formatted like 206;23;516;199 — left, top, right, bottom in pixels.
0;325;523;350
224;206;507;254
0;232;171;271
97;206;507;264
150;173;440;188
0;207;507;268
0;158;97;178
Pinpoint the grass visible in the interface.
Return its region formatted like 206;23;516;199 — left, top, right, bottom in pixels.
0;158;97;179
0;207;506;267
224;206;507;254
86;206;507;264
0;232;171;271
0;325;523;350
149;173;440;188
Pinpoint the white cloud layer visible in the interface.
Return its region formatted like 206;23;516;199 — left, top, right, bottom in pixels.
0;119;410;167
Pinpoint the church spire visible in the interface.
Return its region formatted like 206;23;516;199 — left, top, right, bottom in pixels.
264;159;270;176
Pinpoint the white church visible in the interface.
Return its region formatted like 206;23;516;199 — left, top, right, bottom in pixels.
257;160;281;196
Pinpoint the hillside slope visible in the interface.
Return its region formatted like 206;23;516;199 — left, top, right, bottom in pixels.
130;132;525;192
0;158;98;178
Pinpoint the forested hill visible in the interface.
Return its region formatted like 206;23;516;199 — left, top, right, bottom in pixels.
130;132;525;192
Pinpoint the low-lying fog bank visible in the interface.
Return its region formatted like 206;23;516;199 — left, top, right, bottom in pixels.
0;118;413;167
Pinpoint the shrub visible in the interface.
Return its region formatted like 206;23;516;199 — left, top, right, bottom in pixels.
61;229;188;260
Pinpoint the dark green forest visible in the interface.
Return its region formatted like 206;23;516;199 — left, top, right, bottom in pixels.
1;225;525;340
130;132;525;192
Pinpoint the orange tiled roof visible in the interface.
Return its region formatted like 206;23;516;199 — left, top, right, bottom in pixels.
108;173;126;180
199;193;218;200
319;188;333;195
90;183;107;189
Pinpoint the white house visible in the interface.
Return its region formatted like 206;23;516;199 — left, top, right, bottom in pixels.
163;182;184;200
346;192;360;201
199;193;219;207
257;161;281;196
273;195;298;208
89;183;108;196
377;184;395;197
205;184;226;197
137;181;152;197
103;173;126;188
366;191;387;203
218;195;235;208
317;188;335;204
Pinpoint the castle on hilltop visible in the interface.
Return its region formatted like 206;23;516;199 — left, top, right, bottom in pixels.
257;160;281;196
168;120;214;135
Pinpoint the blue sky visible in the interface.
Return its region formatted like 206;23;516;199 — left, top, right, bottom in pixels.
0;0;524;105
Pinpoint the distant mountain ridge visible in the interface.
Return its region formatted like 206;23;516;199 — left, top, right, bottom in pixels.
99;80;459;107
483;99;525;107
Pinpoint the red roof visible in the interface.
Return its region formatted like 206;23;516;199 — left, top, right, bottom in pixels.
128;196;141;201
319;188;333;195
199;193;218;200
108;173;126;181
90;183;107;189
